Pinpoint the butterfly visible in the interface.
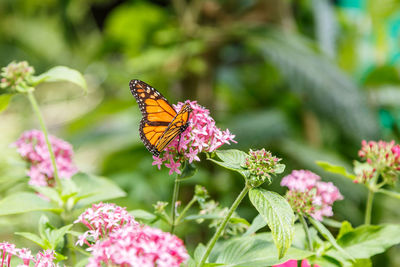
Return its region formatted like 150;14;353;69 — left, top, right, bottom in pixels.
129;79;192;157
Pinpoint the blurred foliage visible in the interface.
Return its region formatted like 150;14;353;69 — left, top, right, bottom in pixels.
1;0;400;265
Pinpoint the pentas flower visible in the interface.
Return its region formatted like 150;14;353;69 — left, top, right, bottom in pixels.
356;140;400;184
281;170;343;221
0;243;57;267
152;100;236;175
244;148;282;186
87;224;188;267
0;61;34;92
74;202;138;248
13;130;78;187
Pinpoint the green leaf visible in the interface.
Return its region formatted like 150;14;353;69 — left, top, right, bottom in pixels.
15;232;45;247
308;216;354;261
33;66;87;93
248;188;295;258
129;209;157;221
179;162;197;180
243;214;267;237
194;243;206;263
209;233;312;266
274;164;285;174
31;186;62;204
208;149;249;178
316;161;356;180
48;224;73;250
337;221;353;240
0;192;62;216
38;215;51;240
327;224;400;259
72;173;126;207
0;94;12;113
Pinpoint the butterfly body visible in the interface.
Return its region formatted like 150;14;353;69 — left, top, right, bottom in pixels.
129;79;192;156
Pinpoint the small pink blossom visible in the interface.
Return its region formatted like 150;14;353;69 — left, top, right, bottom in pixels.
0;243;56;267
245;148;282;186
87;224;189;267
152;101;236;175
34;250;57;267
281;170;343;221
273;259;320;267
13;130;78;187
356;140;400;184
74;202;138;248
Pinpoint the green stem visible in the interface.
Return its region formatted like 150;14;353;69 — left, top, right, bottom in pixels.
365;189;374;225
176;197;196;225
170;174;181;234
198;185;250;267
27;91;62;191
299;215;313;251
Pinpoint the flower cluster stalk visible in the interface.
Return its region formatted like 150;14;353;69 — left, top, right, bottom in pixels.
27;91;62;191
198;185;250;266
171;174;181;233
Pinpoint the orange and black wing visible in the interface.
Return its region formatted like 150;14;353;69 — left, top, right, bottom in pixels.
129;79;190;156
155;103;192;152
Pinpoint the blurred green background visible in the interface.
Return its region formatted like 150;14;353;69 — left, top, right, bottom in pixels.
1;0;400;266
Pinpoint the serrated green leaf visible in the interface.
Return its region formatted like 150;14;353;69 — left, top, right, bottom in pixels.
327;224;400;260
209;233;312;266
0;192;62;216
15;232;45;247
316;161;356;180
308;216;354;261
0;94;12;113
243;214;267;237
33;66;87;92
129;209;157;221
248;188;295;258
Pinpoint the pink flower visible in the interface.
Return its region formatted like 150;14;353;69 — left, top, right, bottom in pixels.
273;259;320;267
356;140;400;184
281;170;343;221
152;101;236;175
87;225;189;267
34;250;57;267
0;243;56;267
74;202;138;248
13;130;78;187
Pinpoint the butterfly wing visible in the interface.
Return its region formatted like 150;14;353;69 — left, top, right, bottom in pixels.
130;79;191;156
155;103;192;152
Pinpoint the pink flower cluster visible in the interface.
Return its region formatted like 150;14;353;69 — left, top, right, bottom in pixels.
87;225;189;267
356;140;400;184
273;259;320;267
13;130;77;187
75;202;188;266
0;61;34;91
0;243;57;267
281;170;343;221
152;100;236;175
74;202;138;247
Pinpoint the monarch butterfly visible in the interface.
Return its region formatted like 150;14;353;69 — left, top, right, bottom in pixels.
129;79;192;157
